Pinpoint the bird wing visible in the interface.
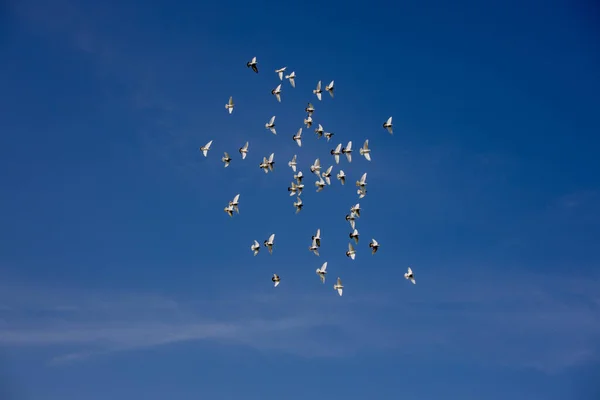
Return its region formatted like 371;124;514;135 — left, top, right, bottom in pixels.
321;262;328;272
269;116;275;125
364;140;369;150
268;153;274;163
345;141;352;151
205;140;213;149
316;80;321;91
233;194;240;203
269;233;275;243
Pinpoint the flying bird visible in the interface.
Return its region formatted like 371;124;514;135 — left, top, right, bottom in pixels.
272;273;280;287
284;71;296;87
357;186;367;199
305;102;314;116
369;239;379;254
288;182;298;196
293;197;303;213
239;141;249;159
334;277;343;296
345;243;356;260
349;228;360;244
404;267;416;284
356;172;367;189
313;80;322;101
304;115;313;128
345;213;356;230
292;128;302;147
383;116;393;134
259;153;275;173
224;204;234;217
324;132;334;142
331;143;342;164
288;154;297;172
294;171;304;183
359;140;371;161
315;177;326;192
309;237;320;256
251;240;260;256
264;234;275;255
275;66;286;80
225;96;234;114
229;194;240;214
342;141;353;162
350;203;361;217
247;56;258;73
321;165;333;185
312;228;321;247
316;262;328;283
325;80;334;98
315;124;324;139
200;140;213;157
271;84;282;102
222;152;231;167
337;169;346;185
310;158;321;175
265;116;276;134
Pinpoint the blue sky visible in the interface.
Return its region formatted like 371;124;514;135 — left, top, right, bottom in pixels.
1;0;599;398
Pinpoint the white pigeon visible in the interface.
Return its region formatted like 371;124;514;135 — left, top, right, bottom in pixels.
350;203;361;217
288;154;297;172
345;243;356;260
224;204;234;217
313;80;322;101
284;71;296;87
288;182;298;196
272;273;280;287
229;194;240;213
315;177;326;192
345;213;356;230
265;116;276;134
296;182;304;195
369;238;379;254
292;128;302;147
357;186;367;199
404;267;416;284
275;66;286;80
264;234;275;255
239;141;249;159
333;277;343;296
325;80;334;98
310;158;321;175
316;262;328;283
331;143;342;164
305;102;314;115
225;96;234;114
304;115;313;128
349;228;359;244
271;84;282;103
222;152;231;167
359;140;371;161
247;56;258;73
294;171;303;183
321;165;333;185
293;196;303;213
324;132;334;142
251;240;260;256
309;237;320;256
312;228;321;247
383;116;393;134
341;141;353;162
315;124;324;139
337;169;346;185
259;156;269;173
200;140;213;157
356;172;367;188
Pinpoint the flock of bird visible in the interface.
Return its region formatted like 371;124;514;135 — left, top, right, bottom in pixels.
200;56;416;296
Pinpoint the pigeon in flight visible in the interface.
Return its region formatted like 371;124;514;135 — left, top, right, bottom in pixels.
288;154;297;172
383;116;393;134
200;140;213;157
331;143;342;164
285;71;296;87
222;152;231;167
239;141;249;159
324;132;334;142
305;102;314;116
271;84;282;102
304;115;313;128
264;234;275;255
346;243;356;260
310;158;321;175
325;80;334;98
334;277;343;296
309;237;320;256
350;203;361;217
265;116;276;135
404;267;416;284
272;273;280;287
247;56;258;73
228;194;240;214
316;262;328;283
349;228;359;244
315;124;324;139
313;80;322;101
359;140;371;161
342;141;353;163
293;197;303;214
321;165;333;185
336;170;346;185
251;240;260;256
225;96;234;114
312;228;321;247
292;128;302;147
345;213;356;230
369;239;379;254
275;66;286;80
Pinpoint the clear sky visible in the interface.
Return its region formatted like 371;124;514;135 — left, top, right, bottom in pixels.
1;0;599;399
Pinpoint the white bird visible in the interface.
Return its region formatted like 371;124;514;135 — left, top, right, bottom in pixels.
310;158;321;175
321;165;333;185
315;124;324;139
315;177;326;192
356;172;367;188
346;243;356;260
247;56;258;73
404;267;416;284
259;153;274;173
359;140;371;161
369;238;379;254
316;262;328;283
284;71;296;87
292;128;302;147
325;80;334;98
264;234;275;255
337;170;346;185
342;141;353;162
225;96;234;114
229;194;240;213
288;154;297;172
304;115;313;128
265;116;276;134
200;140;213;157
271;83;282;102
305;102;314;115
293;196;303;213
294;171;303;183
349;228;359;244
251;240;260;256
224;204;234;217
357;186;367;199
333;277;343;296
312;228;321;247
313;80;322;101
345;213;356;230
239;141;249;159
275;66;286;80
272;273;280;287
383;116;393;134
350;203;361;217
309;237;319;256
296;182;304;195
288;182;298;196
222;152;231;167
324;132;334;142
331;143;342;164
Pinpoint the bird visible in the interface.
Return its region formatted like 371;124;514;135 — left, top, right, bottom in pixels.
313;80;322;101
295;181;304;195
309;237;320;256
315;177;326;192
357;186;367;199
251;240;260;256
292;128;302;147
316;262;328;283
369;239;379;254
310;158;321;175
265;116;276;134
284;71;296;87
288;154;297;172
331;143;342;164
239;141;249;159
200;140;213;157
315;124;324;139
324;132;334;142
350;203;361;217
342;141;353;162
404;267;416;284
312;228;321;247
229;194;240;213
346;243;356;260
293;197;303;213
383;116;393;134
349;228;359;244
356;172;367;189
224;204;234;217
271;83;282;102
247;56;258;73
345;213;356;230
294;171;304;183
304;115;313;128
225;96;234;114
333;277;343;296
275;66;286;80
288;182;298;196
325;80;334;98
359;140;371;161
305;102;314;116
272;273;281;287
264;234;275;255
337;170;346;185
222;152;231;167
321;165;333;185
259;153;275;173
